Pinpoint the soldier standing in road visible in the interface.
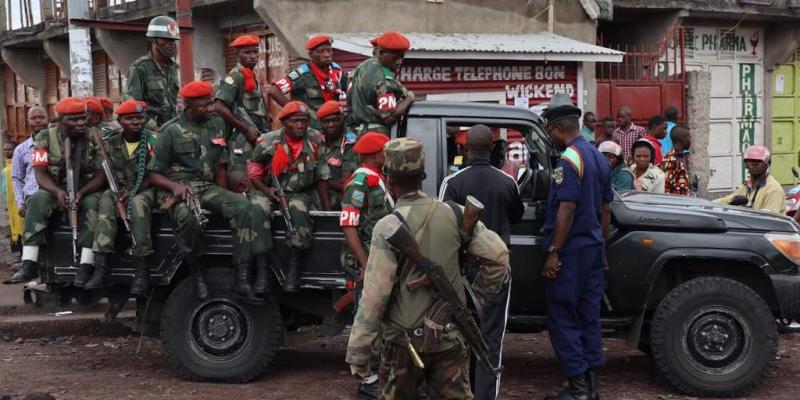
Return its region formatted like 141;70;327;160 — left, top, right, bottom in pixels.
269;35;348;130
83;100;160;295
347;31;416;136
248;101;332;292
346;138;510;399
215;34;270;172
4;98;103;285
317;100;358;210
147;81;264;302
541;104;613;400
124;15;181;128
340;132;391;400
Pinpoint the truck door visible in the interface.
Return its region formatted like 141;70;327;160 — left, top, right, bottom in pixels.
402;116;553;316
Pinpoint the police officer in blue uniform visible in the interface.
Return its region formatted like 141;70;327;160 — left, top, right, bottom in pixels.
541;104;613;400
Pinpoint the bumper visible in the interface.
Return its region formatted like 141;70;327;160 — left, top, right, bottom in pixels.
771;273;800;319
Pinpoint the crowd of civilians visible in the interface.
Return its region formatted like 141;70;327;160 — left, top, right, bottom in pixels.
583;105;692;196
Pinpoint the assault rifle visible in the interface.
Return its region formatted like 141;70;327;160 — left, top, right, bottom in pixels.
63;136;79;263
386;198;501;379
235;106;297;238
91;130;136;246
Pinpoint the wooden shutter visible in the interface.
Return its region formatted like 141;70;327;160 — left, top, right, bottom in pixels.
92;51;109;98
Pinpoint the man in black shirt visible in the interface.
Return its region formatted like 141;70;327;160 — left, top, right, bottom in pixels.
439;124;524;400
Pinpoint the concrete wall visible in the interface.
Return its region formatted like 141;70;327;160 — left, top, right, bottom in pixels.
193;16;226;82
686;70;711;198
95;30;149;73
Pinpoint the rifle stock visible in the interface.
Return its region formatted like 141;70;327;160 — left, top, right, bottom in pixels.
386;223;501;379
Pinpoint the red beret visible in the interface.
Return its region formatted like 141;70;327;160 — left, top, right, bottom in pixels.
179;80;213;99
316;100;342;120
85;98;105;116
230;35;260;48
97;97;114;111
116;100;148;116
306;34;333;50
369;37;378;47
354;132;390;155
374;31;410;52
278;101;310;120
54;97;87;116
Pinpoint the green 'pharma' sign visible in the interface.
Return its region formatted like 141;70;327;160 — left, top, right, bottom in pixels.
739;63;757;180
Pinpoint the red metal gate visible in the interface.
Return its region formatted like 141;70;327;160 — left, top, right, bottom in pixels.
596;26;686;126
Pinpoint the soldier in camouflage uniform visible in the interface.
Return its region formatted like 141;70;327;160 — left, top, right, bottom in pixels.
214;35;270;172
147;81;263;302
345;138;510;400
5;98;104;285
248;101;332;292
84;100;160;296
91;97;121;139
124;16;180;128
268;35;348;130
347;32;416;136
316;100;358;210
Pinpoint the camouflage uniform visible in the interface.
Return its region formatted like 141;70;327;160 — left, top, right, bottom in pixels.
273;62;348;130
243;189;273;257
250;127;331;250
92;129;159;257
124;55;180;127
148;114;259;267
23;126;101;249
345;139;510;400
215;63;270;172
346;57;409;136
319;131;358;210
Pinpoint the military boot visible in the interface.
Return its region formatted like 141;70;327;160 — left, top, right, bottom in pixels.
586;369;600;400
253;255;272;296
357;374;379;400
71;263;94;288
283;251;300;293
188;258;208;300
85;254;112;290
129;257;151;298
3;260;39;284
233;263;260;303
544;374;590;400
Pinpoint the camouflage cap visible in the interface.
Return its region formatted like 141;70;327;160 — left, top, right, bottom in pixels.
384;138;424;174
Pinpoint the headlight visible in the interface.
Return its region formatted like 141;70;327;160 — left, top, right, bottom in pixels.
766;233;800;264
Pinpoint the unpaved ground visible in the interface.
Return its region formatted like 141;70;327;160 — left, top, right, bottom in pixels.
1;328;800;400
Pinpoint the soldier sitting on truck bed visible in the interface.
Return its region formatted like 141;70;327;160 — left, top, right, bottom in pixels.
4;98;104;285
316;100;358;210
83;100;160;296
247;101;332;293
146;81;267;302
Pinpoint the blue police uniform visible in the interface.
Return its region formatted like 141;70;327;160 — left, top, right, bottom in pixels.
543;135;613;379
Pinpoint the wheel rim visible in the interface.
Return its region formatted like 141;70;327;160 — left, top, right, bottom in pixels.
188;298;252;361
681;306;750;374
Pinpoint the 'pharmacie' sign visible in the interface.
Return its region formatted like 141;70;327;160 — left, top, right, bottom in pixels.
685;26;762;59
396;60;577;107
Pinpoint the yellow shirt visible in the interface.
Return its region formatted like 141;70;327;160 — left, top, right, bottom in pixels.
714;174;786;214
125;140;140;157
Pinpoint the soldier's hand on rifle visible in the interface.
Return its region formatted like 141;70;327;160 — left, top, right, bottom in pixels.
118;190;130;205
171;184;192;201
56;189;69;210
542;253;561;279
246;127;260;143
266;187;280;203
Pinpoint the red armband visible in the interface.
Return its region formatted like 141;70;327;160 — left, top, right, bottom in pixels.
247;161;266;180
31;149;49;167
377;93;397;112
211;137;226;147
340;207;361;227
274;78;293;94
365;174;380;188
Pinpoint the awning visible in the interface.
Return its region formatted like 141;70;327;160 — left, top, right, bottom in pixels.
326;32;624;63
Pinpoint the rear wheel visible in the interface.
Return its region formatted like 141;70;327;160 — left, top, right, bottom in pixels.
160;267;282;382
650;277;776;397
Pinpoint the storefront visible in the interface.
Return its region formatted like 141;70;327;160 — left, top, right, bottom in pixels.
683;25;765;192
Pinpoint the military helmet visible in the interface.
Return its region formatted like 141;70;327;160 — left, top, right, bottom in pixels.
146;16;180;40
384;138;425;174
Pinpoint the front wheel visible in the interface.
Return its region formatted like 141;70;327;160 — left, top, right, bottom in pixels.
650;276;777;397
160;267;283;383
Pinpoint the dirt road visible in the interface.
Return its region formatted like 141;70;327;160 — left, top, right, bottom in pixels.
2;328;800;400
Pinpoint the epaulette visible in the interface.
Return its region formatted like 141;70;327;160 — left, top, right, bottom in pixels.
331;62;342;70
159;116;180;131
560;146;584;178
297;64;311;74
345;132;357;144
352;172;366;186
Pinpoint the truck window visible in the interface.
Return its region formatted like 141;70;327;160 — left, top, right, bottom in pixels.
443;121;551;202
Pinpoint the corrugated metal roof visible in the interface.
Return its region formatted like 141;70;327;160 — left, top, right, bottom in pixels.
326;32;623;63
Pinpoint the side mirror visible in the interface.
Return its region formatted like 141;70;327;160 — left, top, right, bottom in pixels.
730;195;749;206
792;166;799;179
